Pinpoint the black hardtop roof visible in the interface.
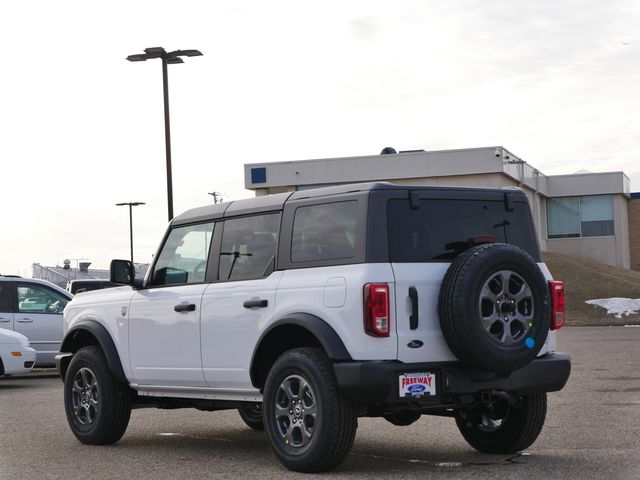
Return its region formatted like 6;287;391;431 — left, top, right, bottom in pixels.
171;182;527;226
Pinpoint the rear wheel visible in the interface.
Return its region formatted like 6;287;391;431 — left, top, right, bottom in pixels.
238;403;264;430
455;392;547;453
263;348;358;473
63;346;132;445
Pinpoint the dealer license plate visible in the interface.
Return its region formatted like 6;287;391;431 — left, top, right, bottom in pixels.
399;372;436;398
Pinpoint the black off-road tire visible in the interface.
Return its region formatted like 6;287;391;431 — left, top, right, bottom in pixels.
238;403;264;431
438;243;551;374
263;348;358;473
63;346;132;445
455;392;547;453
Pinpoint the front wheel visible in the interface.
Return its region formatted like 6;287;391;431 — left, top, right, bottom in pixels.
63;346;132;445
455;392;547;454
263;348;358;473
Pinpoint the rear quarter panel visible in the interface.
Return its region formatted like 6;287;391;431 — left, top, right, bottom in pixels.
275;264;397;360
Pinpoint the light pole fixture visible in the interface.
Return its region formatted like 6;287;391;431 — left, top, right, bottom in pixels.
116;202;146;264
126;47;203;222
207;191;224;204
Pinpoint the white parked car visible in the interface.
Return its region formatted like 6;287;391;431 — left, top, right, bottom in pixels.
0;276;73;366
0;328;36;376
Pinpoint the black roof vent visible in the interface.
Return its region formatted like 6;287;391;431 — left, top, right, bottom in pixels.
380;147;397;155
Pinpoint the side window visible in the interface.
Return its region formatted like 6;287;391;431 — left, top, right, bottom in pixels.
219;213;280;281
0;284;14;312
16;284;69;314
152;223;215;286
291;201;358;262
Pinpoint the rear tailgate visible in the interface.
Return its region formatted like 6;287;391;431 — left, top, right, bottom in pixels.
385;191;541;362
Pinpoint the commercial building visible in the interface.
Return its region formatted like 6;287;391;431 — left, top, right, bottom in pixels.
32;261;109;288
244;146;636;269
32;260;149;288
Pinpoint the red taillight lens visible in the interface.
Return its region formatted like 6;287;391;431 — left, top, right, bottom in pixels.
549;281;565;330
364;283;390;337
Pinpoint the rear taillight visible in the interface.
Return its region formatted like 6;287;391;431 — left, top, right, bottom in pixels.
364;283;390;337
549;281;565;330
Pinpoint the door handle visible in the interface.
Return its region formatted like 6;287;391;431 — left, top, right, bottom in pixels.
174;303;196;313
409;287;419;330
0;317;10;322
17;318;34;323
243;299;268;309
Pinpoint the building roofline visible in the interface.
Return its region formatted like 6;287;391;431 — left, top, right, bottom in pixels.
244;146;504;167
547;171;628;179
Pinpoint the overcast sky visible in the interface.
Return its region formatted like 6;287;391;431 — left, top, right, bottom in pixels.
1;0;639;276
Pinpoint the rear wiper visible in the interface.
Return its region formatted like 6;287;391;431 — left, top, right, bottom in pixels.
493;220;511;242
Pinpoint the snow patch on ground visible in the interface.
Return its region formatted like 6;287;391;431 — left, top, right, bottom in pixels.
585;298;640;318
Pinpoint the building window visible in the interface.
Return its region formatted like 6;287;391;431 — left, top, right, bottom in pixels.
547;195;614;239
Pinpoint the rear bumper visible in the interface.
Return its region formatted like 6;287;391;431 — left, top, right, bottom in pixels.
333;352;571;405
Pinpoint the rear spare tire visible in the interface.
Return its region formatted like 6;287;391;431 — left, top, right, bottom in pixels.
438;243;550;374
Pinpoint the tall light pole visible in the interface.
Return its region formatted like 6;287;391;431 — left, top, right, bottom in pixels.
116;202;146;264
126;47;202;222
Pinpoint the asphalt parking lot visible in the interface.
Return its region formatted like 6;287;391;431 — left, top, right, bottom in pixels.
1;326;639;480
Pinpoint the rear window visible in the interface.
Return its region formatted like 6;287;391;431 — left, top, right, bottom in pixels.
387;198;539;262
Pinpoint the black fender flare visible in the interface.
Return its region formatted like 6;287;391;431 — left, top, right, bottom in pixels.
250;313;352;387
59;320;127;383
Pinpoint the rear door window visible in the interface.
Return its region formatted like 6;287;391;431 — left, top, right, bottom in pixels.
218;213;280;281
387;198;539;262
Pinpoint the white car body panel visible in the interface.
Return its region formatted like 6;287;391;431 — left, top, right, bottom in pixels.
275;264;397;361
0;328;36;375
201;271;283;392
63;286;136;380
391;262;458;364
128;284;209;387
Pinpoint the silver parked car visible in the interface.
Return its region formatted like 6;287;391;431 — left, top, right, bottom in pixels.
0;276;72;366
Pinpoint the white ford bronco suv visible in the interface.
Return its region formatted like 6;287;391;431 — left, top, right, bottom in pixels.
57;183;571;472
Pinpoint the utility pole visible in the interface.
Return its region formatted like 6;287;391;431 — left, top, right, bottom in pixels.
207;191;224;204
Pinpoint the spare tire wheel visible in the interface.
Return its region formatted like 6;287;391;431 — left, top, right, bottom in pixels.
438;243;550;374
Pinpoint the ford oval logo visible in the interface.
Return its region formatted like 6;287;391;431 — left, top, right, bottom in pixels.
407;340;424;349
408;384;426;393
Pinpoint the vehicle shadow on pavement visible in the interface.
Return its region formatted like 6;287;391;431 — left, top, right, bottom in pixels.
108;426;574;477
0;374;58;389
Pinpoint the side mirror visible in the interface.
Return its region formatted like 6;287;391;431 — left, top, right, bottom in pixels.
110;259;135;286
